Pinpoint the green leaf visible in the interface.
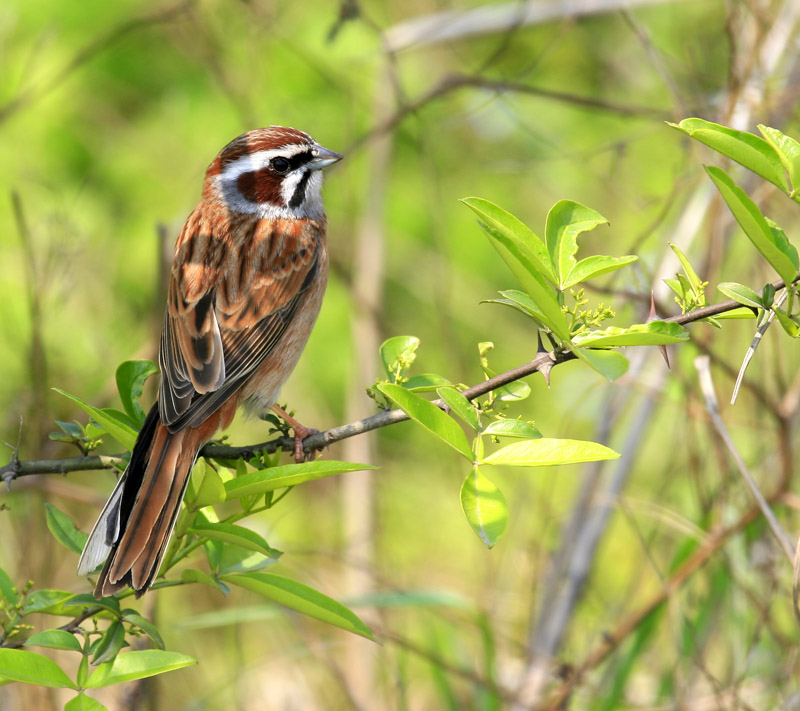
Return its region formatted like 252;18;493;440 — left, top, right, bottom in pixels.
224;461;374;499
758;124;800;192
21;590;75;615
181;568;230;595
380;336;420;382
189;522;281;559
85;651;196;688
115;360;158;426
460;467;508;548
44;503;87;554
222;572;374;640
65;693;108;711
670;118;790;192
490;289;547;322
669;243;704;294
404;373;453;391
91;621;125;666
573;321;689;347
717;282;764;310
482;419;542;439
0;567;18;605
62;594;120;617
563;254;637;289
24;630;82;652
121;611;165;650
436;387;479;431
191;460;226;508
0;649;75;688
53;388;138;451
574;348;629;381
705;166;799;286
544;200;609;288
774;308;800;337
461;198;571;342
482;438;620;466
377;383;473;459
461;197;555;282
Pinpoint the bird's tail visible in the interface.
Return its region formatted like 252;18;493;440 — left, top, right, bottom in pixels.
78;403;207;598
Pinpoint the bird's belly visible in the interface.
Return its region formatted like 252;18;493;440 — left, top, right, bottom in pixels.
238;269;328;417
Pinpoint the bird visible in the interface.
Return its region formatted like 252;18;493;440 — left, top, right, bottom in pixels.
77;126;342;598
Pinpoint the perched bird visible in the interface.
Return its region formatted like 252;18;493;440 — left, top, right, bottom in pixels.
78;126;342;597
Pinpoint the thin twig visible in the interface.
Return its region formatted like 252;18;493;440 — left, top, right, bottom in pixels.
694;355;795;562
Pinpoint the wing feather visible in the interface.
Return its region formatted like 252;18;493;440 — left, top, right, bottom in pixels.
158;212;321;432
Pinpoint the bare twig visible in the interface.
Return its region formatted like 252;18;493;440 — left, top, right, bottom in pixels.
694;355;795;563
1;284;785;485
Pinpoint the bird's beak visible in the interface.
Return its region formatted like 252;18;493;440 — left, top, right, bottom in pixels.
309;145;344;170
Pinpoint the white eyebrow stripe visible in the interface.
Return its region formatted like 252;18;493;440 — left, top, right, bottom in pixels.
220;145;312;181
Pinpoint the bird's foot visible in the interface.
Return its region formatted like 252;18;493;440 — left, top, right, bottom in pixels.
272;405;320;463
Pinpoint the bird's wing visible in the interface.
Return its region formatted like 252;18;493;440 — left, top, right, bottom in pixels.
158;215;322;431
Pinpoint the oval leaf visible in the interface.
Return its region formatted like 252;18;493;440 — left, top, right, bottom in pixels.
0;648;75;688
224;460;375;499
191;460;226;508
671;118;789;192
482;438;620;466
574;348;629;381
563;254;637;289
65;693;108;711
115;360;158;426
436;387;479;431
45;503;87;554
189;522;280;559
221;572;374;640
377;383;472;459
573;321;689;347
705;166;798;286
460;467;508;548
483;419;542;439
53;388;137;451
544;200;609;288
25;630;82;652
380;336;420;381
404;373;453;391
717;282;763;310
85;651;196;688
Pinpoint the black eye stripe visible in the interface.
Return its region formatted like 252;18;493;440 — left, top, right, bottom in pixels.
289;171;312;208
272;150;313;173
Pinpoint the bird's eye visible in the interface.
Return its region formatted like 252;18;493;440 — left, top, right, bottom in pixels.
270;157;290;174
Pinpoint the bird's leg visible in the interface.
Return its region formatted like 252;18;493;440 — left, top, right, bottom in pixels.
271;405;319;463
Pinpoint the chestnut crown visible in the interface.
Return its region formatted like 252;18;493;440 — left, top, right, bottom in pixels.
206;126;342;220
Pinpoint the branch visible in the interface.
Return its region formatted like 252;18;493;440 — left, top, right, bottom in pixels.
0;287;779;484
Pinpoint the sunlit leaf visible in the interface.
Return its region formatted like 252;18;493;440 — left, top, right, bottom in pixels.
85;651;196;688
574;348;629;381
460;467;508;548
115;360;158;426
482;438;620;466
563;254;637;289
758;124;800;194
436;386;480;431
189;522;281;559
573;321;689;347
670;118;790;193
380;336;420;382
44;503;87;554
25;630;82;652
222;572;374;640
705;166;799;286
482;419;542;439
717;282;763;310
224;461;374;499
0;649;75;688
53;389;138;451
65;693;108;711
377;383;473;459
544;200;609;288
